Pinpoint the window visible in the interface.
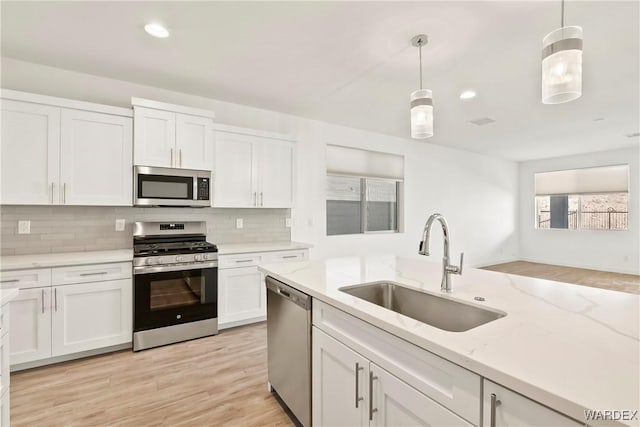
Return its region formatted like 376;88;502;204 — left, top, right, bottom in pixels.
326;145;403;235
534;165;629;230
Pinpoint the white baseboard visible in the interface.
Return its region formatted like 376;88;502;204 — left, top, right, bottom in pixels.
472;257;520;269
11;342;132;372
517;257;639;276
219;316;266;330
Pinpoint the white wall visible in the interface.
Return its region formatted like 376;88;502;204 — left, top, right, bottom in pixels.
1;57;519;267
519;147;640;274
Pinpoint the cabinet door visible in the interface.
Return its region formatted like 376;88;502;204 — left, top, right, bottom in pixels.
312;327;369;427
483;380;583;426
218;266;265;326
175;113;213;170
133;107;175;168
0;330;10;398
51;279;132;357
60;109;133;205
370;362;472;427
0;99;60;205
258;138;295;208
212;132;258;207
9;287;52;365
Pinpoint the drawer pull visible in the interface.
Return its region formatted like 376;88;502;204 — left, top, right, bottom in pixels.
0;279;19;284
282;255;299;259
490;393;501;427
234;259;253;263
79;272;108;277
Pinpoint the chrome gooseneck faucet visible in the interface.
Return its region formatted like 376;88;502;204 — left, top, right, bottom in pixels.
419;213;464;292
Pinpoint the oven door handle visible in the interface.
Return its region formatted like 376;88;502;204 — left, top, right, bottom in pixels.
134;261;218;275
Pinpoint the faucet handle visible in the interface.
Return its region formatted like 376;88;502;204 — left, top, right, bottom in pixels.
456;252;464;275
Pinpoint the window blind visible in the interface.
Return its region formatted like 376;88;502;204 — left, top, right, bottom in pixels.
326;145;404;180
535;164;629;195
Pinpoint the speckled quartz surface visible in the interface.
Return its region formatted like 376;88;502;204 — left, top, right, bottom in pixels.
0;249;133;271
259;255;640;427
217;241;312;255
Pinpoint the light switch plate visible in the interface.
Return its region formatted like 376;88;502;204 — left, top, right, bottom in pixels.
18;220;30;234
236;218;243;229
285;218;292;228
115;219;126;231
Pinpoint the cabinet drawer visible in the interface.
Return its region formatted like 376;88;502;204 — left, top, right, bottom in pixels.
52;262;131;285
0;268;51;290
313;299;481;425
218;254;263;269
263;250;308;263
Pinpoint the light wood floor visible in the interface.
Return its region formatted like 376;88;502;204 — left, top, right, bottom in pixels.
11;323;294;427
482;261;640;295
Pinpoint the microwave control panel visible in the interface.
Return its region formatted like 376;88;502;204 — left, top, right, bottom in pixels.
197;177;210;200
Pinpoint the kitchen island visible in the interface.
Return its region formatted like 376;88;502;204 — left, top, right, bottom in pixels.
259;255;640;427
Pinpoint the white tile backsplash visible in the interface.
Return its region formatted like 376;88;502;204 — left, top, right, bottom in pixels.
0;205;290;255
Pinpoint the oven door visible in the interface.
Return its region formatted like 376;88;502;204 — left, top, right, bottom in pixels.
134;262;217;332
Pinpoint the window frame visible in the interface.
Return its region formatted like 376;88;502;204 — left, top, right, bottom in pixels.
326;174;404;236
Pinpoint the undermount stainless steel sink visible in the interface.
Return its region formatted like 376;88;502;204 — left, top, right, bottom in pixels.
339;281;505;332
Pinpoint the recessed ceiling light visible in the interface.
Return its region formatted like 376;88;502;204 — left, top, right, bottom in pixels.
459;90;477;100
144;23;169;38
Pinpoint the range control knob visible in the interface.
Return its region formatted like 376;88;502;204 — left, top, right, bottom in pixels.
145;258;156;265
176;256;185;263
194;254;202;262
201;254;208;260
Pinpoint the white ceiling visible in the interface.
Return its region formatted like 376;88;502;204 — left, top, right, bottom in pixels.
1;1;638;161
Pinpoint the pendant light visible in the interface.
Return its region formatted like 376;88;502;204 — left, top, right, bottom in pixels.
410;34;433;139
542;0;583;104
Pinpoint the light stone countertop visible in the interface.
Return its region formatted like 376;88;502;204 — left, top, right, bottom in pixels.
259;255;640;427
217;241;312;255
0;249;133;271
0;287;19;307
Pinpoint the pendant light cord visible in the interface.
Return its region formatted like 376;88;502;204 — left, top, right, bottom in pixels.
419;43;423;90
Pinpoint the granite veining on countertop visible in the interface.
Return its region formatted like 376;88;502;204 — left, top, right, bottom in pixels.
217;241;312;255
0;249;133;271
259;255;640;427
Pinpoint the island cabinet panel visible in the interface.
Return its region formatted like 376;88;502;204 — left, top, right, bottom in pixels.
313;299;481;426
370;362;472;427
482;380;584;427
312;327;369;427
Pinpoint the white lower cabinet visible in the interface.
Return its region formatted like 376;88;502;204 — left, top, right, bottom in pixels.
218;266;266;327
218;249;308;329
312;326;472;427
3;262;132;370
9;287;51;365
482;380;583;427
51;279;132;357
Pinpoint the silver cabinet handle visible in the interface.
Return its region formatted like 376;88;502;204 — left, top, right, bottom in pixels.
0;279;19;284
54;288;58;312
170;148;174;167
235;259;253;263
62;183;66;204
253;192;257;206
282;255;298;259
179;149;182;167
41;289;45;314
79;272;108;277
260;192;264;207
355;362;364;408
490;393;501;427
369;370;378;421
50;182;54;203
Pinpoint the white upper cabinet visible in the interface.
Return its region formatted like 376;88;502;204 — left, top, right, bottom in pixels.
132;98;214;170
132;107;175;168
0;99;60;205
0;89;133;206
60;109;132;205
213;125;295;208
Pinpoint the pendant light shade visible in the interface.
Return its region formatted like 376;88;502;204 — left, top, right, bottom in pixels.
411;89;433;139
410;34;433;139
541;0;583;104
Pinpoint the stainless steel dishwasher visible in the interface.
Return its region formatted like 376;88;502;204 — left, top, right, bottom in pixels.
266;276;311;427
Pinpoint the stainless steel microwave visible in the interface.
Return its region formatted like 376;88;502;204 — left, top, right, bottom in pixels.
134;166;211;207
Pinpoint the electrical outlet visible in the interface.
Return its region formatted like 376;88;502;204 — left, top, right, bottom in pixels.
236;218;243;229
18;220;30;234
285;218;292;228
115;219;126;231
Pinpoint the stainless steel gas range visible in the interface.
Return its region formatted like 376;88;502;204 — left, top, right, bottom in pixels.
132;221;218;351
